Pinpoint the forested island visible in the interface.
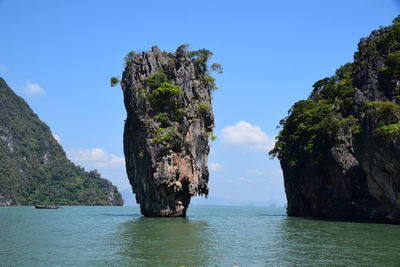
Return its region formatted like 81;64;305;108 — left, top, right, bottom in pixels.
0;78;123;206
271;17;400;224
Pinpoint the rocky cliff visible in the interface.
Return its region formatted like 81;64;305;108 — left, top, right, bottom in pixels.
121;45;218;216
271;17;400;223
0;78;123;206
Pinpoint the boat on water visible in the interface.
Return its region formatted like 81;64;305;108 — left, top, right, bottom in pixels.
34;205;59;209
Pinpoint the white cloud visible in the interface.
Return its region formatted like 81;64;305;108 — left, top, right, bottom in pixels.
209;162;222;171
238;176;252;183
67;148;125;169
247;169;264;176
220;121;275;150
23;81;46;95
52;133;61;143
226;176;253;184
0;64;8;72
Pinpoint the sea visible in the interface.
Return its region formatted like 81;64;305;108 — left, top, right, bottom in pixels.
0;205;399;267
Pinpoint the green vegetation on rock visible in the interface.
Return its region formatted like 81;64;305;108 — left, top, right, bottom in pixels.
153;112;168;121
200;74;218;91
195;102;211;118
143;71;168;90
271;16;400;167
0;78;123;206
124;50;138;67
150;82;184;103
210;63;223;74
270;63;358;166
173;108;185;121
187;48;214;75
367;101;400;136
110;76;120;87
151;127;177;143
177;45;221;91
121;45;219;151
205;130;217;142
385;50;400;76
271;16;400;224
361;16;400;56
270;99;333;166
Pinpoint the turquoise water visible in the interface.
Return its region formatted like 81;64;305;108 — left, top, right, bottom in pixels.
1;206;400;266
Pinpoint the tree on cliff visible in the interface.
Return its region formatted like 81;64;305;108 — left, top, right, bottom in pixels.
0;78;123;206
270;16;400;224
119;45;221;216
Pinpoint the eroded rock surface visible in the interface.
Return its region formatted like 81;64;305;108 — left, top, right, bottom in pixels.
121;46;216;216
271;17;400;223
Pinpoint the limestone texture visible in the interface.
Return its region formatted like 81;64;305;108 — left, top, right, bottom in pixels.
121;46;216;217
272;17;400;223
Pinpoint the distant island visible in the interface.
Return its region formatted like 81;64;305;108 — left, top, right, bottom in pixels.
271;17;400;224
115;45;220;216
0;78;123;206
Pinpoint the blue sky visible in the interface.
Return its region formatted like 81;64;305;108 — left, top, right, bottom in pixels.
0;0;398;206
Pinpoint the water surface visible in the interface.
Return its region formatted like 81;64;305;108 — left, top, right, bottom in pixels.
1;206;399;266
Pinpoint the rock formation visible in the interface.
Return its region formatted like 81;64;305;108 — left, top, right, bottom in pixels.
121;45;217;217
0;78;123;206
271;17;400;223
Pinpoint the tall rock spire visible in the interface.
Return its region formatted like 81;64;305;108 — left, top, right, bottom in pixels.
121;45;218;216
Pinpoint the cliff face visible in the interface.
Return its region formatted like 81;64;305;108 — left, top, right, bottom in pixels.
271;17;400;223
0;78;123;206
121;46;216;217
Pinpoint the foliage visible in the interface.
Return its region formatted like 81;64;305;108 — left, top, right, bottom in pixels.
210;63;223;74
272;17;400;166
355;16;400;59
385;50;400;76
332;115;361;135
205;130;217;142
133;45;219;147
270;100;333;166
138;151;144;158
376;122;400;136
179;45;222;90
150;82;184;106
110;76;120;87
195;102;211;118
271;62;360;166
142;71;168;90
367;101;400;136
173;108;185;121
310;63;354;112
151;127;177;143
367;101;400;122
175;43;190;55
153;112;168;121
124;51;138;67
187;48;214;75
201;75;217;91
142;71;186;123
0;78;123;206
393;15;400;24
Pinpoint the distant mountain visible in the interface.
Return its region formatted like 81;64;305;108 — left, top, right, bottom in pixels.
191;195;286;207
0;78;123;205
120;189;136;206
